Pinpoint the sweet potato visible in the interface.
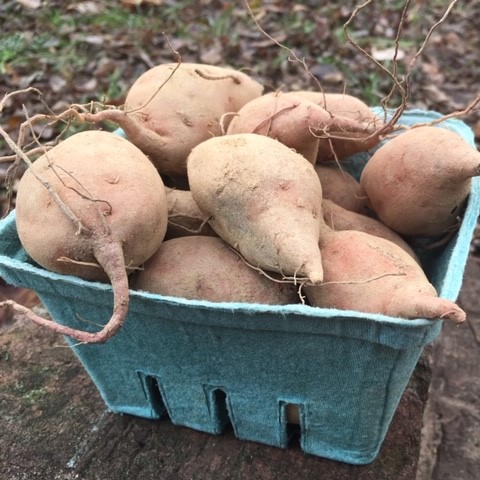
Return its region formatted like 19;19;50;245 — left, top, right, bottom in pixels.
287;91;384;161
4;130;168;343
292;91;377;123
304;225;465;323
164;186;216;239
322;199;418;261
226;91;378;164
315;164;367;214
80;62;264;177
131;236;299;305
187;133;324;284
359;125;480;238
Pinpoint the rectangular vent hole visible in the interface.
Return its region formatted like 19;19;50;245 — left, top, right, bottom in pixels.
211;388;232;432
142;375;167;418
285;403;302;448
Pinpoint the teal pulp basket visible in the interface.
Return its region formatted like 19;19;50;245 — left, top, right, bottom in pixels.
0;111;478;464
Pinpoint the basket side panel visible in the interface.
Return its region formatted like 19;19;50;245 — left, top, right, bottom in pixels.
32;293;428;464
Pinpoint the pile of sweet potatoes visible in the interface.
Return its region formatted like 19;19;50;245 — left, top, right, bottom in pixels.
1;60;478;343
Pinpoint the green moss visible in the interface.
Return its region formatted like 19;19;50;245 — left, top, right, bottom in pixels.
22;388;48;404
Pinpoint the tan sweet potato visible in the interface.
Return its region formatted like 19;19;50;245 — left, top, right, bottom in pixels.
304;226;465;323
287;91;384;161
226;91;378;164
81;62;264;176
131;236;300;305
315;164;367;214
187;133;324;284
359;125;480;238
164;186;216;240
4;130;168;343
322;199;419;261
292;91;377;123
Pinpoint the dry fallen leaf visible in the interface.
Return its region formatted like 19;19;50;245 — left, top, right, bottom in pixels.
74;77;98;93
421;84;453;107
15;0;42;9
68;1;103;14
121;0;163;6
49;75;68;93
371;46;406;62
199;39;224;66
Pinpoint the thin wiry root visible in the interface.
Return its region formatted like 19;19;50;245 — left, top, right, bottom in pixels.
297;282;307;305
247;0;462;145
18;107;114;236
0;145;54;163
245;1;327;100
408;93;480;129
345;0;460;135
251;97;298;137
315;272;406;287
233;250;310;304
0;87;43;114
49;163;113;234
227;245;310;285
0;124;90;235
167;215;212;234
308;124;378;145
57;257;102;268
343;0;407;126
124;34;182;115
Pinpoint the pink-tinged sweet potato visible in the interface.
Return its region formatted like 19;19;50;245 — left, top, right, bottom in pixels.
322;199;418;261
81;62;264;176
226;91;379;164
164;186;216;240
187;133;324;284
304;226;465;323
131;236;299;305
287;91;384;161
1;130;168;343
359;125;480;238
292;91;377;123
315;164;367;214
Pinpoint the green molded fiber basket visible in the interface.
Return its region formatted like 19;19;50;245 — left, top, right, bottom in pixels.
0;111;478;465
